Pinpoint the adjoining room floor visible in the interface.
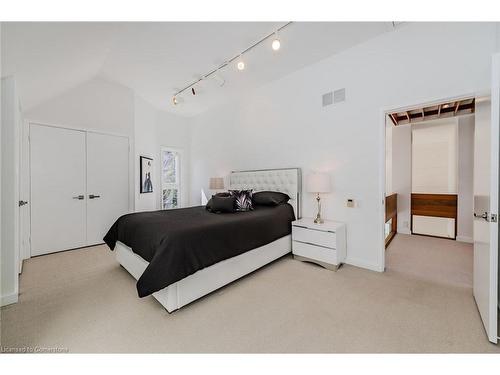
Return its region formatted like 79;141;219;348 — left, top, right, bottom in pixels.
385;234;473;288
1;243;499;353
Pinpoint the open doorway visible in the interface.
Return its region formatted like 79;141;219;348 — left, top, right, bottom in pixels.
384;98;475;288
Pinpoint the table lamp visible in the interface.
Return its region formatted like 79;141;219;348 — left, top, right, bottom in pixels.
209;177;225;192
306;173;331;224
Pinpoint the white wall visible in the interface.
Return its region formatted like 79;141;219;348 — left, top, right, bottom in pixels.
389;116;474;241
25;77;191;213
385;119;393;194
497;23;500;52
25;77;136;211
134;95;157;211
457;115;475;242
412;118;458;194
390;123;412;234
134;95;191;211
1;76;20;306
190;22;498;271
411;118;458;239
26;77;135;136
0;69;2;308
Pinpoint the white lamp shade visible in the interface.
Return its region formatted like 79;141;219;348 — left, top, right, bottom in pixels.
209;177;225;190
306;173;331;193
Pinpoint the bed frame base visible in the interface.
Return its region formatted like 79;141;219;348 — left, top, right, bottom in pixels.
115;235;292;312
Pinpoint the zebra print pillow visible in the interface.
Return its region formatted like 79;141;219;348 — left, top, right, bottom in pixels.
229;189;253;211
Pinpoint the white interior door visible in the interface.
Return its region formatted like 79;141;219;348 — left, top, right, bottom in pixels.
473;54;499;344
30;124;87;256
86;132;129;245
19;120;30;272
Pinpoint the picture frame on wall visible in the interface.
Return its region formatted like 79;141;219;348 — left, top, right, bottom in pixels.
140;156;154;193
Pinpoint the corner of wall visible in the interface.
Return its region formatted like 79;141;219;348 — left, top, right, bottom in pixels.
133;96;192;211
1;75;20;306
496;22;500;52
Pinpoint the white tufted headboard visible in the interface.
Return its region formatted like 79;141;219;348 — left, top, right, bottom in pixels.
229;168;302;219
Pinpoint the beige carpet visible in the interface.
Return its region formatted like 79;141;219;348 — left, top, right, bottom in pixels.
1;237;499;353
386;234;473;288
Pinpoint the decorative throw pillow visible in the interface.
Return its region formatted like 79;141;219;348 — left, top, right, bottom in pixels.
229;189;253;211
252;191;290;206
205;192;231;211
208;195;236;213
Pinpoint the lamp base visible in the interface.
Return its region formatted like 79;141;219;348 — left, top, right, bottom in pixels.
314;194;324;224
314;216;324;224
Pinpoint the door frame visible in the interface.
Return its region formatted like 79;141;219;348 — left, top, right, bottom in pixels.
485;52;499;342
378;90;487;272
23;120;131;258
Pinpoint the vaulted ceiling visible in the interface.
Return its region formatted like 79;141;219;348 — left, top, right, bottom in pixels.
1;22;397;116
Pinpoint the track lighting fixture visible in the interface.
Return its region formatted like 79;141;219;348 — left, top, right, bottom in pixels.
237;57;245;71
171;21;292;104
271;33;281;51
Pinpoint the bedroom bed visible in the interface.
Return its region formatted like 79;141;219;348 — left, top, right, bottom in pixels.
104;168;301;312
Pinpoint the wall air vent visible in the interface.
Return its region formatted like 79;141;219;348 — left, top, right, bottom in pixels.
322;92;333;107
334;88;346;103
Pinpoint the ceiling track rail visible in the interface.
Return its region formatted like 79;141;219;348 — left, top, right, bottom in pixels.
173;22;293;98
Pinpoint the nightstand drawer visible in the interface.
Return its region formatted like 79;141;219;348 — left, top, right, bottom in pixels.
292;241;338;265
292;226;336;249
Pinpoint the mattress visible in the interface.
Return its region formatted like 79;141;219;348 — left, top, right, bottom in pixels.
104;204;295;297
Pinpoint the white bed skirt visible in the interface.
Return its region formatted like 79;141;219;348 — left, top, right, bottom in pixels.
115;235;292;312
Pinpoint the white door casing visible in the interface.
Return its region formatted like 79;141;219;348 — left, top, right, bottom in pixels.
86;132;129;245
30;124;87;256
19;120;30;271
472;53;499;344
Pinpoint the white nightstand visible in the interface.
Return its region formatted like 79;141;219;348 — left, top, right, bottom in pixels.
291;217;346;270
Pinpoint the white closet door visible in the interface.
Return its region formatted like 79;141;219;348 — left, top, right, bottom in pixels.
30;124;87;256
86;132;129;245
473;54;499;344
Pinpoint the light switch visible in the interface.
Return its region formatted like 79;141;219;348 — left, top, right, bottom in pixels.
346;199;355;208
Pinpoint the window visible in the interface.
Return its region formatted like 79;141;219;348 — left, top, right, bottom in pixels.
161;148;181;209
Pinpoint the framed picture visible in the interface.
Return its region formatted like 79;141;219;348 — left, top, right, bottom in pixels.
140;156;154;193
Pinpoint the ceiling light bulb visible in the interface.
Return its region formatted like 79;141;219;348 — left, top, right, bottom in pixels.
272;38;281;51
172;96;178;105
237;60;245;71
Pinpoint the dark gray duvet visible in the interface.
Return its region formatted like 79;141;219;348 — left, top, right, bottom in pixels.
104;204;295;297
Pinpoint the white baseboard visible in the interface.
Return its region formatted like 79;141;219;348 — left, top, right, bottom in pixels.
456;236;473;243
1;292;18;307
345;257;383;272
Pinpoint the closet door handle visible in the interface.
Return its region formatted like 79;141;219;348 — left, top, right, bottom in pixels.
89;194;101;199
73;195;85;200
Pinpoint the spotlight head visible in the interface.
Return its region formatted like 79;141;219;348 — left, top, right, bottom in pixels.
272;38;281;51
191;87;196;95
172;96;178;105
237;60;245;71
